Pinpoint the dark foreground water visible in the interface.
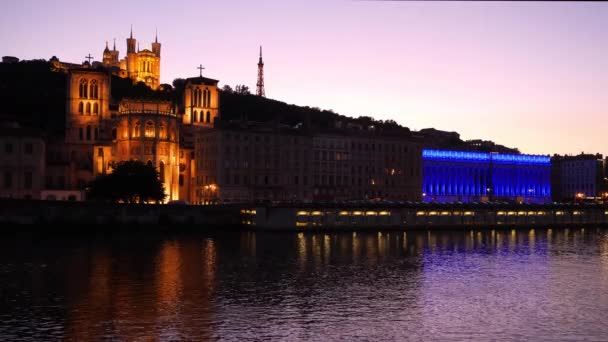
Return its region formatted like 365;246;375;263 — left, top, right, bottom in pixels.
1;228;608;341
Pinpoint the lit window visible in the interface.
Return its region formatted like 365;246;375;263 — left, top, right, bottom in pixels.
79;79;88;98
133;121;141;137
145;121;155;138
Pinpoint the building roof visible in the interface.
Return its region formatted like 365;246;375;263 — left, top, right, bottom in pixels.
186;76;219;86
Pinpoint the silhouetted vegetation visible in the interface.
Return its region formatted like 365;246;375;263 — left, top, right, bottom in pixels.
0;60;66;135
88;160;166;203
0;58;518;152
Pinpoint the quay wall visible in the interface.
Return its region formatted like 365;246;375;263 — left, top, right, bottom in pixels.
2;199;608;231
0;199;244;230
243;204;608;231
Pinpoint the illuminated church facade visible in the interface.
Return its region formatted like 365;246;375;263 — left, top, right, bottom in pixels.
40;29;220;203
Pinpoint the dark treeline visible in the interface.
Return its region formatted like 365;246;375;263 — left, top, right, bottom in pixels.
0;60;66;135
0;60;412;137
0;59;518;152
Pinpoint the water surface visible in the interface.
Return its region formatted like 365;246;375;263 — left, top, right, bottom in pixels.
1;228;608;341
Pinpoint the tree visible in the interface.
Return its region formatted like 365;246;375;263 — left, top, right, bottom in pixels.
234;84;251;95
88;160;166;203
221;84;233;93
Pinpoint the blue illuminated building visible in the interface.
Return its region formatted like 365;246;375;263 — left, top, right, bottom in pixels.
422;149;551;203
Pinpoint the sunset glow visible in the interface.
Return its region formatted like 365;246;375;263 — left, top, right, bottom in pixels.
1;0;606;155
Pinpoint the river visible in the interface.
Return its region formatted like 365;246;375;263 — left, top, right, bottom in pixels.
1;228;607;341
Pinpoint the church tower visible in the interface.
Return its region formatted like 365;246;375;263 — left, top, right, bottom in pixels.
102;40;120;67
126;26;136;54
151;30;161;57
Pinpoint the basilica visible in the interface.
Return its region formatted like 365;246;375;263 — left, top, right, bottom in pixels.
1;29;425;204
45;29;219;203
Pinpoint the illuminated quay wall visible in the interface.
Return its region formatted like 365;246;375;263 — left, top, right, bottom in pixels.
422;149;551;204
241;203;608;230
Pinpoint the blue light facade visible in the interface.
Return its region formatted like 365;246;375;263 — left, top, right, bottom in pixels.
422;149;551;203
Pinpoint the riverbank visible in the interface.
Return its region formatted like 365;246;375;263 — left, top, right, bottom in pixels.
0;199;244;230
2;199;608;232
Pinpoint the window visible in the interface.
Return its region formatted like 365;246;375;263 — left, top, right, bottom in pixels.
4;172;12;189
145;121;155;138
159;161;165;183
193;110;198;122
206;89;211;107
94;127;98;140
206;111;211;123
78;102;83;115
86;125;91;140
93;103;99;115
24;143;33;155
4;143;13;154
195;87;202;107
159;122;167;139
24;171;32;189
79;127;83;140
86;102;91;115
133;121;141;137
90;80;98;99
79;79;88;98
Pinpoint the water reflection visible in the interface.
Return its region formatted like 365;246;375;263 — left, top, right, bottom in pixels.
0;228;607;341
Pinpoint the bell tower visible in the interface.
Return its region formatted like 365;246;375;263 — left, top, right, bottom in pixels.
126;25;136;54
152;29;161;57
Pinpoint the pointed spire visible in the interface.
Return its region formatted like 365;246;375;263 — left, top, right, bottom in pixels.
113;38;116;51
155;28;158;43
130;24;133;39
137;42;140;52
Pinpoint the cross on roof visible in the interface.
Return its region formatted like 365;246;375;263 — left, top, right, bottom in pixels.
198;64;205;77
85;53;93;63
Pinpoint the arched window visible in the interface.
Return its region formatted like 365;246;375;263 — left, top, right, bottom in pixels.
79;127;83;140
86;103;91;115
94;126;98;140
145;121;155;138
206;111;211;123
159;122;167;139
147;160;153;168
86;125;91;140
79;79;88;98
202;89;207;107
205;89;211;107
78;102;83;115
159;161;165;183
133;121;141;138
194;88;202;107
90;80;98;99
93;103;99;115
193;110;198;123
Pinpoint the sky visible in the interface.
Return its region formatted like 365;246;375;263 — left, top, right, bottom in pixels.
1;0;606;157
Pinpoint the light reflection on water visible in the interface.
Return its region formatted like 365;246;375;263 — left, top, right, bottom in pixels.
0;228;608;341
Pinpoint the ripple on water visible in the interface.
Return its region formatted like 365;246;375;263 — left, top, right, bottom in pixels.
0;229;607;341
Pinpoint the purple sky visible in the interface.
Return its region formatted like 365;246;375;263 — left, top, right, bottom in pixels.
1;0;607;156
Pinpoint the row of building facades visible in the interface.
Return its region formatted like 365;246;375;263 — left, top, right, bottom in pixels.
1;35;606;204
